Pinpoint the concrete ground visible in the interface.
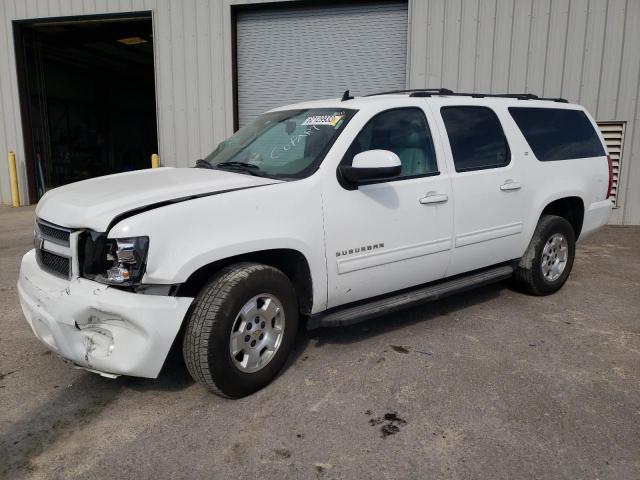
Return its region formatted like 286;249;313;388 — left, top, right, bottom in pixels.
0;205;639;480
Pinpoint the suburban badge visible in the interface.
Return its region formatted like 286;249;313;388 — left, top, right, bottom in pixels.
336;243;385;257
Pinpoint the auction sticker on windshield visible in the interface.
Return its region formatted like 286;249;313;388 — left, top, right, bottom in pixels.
302;113;345;127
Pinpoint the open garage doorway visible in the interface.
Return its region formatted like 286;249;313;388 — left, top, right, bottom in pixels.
14;13;158;201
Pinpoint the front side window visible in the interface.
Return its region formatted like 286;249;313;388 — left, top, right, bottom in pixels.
343;108;438;178
508;107;606;161
441;106;510;172
202;108;355;178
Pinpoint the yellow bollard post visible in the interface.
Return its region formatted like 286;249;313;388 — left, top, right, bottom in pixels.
151;153;160;169
8;150;20;207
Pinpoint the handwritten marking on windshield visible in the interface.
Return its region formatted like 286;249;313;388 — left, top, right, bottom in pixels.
270;125;320;159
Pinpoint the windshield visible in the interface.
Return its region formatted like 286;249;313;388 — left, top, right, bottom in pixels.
201;108;356;179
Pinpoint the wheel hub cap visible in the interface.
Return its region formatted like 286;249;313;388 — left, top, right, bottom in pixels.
229;294;285;373
541;233;568;282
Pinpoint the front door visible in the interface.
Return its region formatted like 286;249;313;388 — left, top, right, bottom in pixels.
322;106;454;308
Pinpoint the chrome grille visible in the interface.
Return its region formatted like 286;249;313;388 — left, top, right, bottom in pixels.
36;219;71;246
36;249;70;278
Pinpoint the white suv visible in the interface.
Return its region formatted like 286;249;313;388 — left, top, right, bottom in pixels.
18;89;613;397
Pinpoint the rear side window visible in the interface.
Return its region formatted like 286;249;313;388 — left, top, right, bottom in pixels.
440;106;510;172
508;107;605;161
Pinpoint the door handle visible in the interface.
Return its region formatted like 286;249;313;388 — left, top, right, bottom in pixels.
419;192;448;205
500;180;522;191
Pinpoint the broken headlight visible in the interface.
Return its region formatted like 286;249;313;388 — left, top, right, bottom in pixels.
106;237;149;284
80;233;149;286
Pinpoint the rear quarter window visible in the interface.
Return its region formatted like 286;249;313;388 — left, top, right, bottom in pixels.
508;107;605;161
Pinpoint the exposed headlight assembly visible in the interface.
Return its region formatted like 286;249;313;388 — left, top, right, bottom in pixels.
106;237;149;284
80;233;149;286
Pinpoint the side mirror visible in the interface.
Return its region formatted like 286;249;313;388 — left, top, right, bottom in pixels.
338;150;401;186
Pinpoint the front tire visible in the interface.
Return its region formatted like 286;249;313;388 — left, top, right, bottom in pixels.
183;262;298;398
513;215;576;295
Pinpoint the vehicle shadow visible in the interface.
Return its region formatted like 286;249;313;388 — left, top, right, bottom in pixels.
306;281;509;347
1;354;199;476
279;315;313;376
117;357;195;392
0;354;199;476
0;374;123;477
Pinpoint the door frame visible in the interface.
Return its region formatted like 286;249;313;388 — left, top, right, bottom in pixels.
12;11;157;204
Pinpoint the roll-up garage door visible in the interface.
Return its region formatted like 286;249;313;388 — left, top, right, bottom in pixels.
235;1;408;127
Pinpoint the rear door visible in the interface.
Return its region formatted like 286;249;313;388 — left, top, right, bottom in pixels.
432;104;526;276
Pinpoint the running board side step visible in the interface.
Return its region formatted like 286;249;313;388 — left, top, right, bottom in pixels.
308;265;513;329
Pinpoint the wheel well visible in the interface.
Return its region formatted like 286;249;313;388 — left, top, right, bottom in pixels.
540;197;584;238
177;249;313;315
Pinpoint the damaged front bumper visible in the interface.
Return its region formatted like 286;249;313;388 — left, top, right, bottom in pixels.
17;249;193;378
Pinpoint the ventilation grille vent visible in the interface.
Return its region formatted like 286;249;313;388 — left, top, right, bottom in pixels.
598;121;625;208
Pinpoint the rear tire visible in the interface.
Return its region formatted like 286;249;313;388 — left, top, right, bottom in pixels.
183;262;298;398
513;215;576;295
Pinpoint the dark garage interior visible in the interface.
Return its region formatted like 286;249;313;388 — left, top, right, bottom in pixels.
15;14;158;200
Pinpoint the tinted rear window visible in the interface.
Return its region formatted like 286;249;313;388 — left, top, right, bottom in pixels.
508;107;605;161
440;106;510;172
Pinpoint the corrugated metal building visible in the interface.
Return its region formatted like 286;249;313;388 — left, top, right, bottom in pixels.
0;0;638;225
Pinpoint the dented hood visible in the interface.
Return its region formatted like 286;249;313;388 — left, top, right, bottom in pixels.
36;167;281;232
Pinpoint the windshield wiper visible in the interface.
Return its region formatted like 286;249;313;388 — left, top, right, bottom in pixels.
216;161;259;169
215;161;269;177
194;158;215;169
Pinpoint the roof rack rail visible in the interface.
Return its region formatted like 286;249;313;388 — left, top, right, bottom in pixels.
366;88;454;97
363;88;568;103
409;90;568;103
452;92;567;102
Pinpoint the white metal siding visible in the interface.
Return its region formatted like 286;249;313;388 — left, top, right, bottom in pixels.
408;0;640;225
598;121;625;207
235;2;408;127
0;0;639;225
